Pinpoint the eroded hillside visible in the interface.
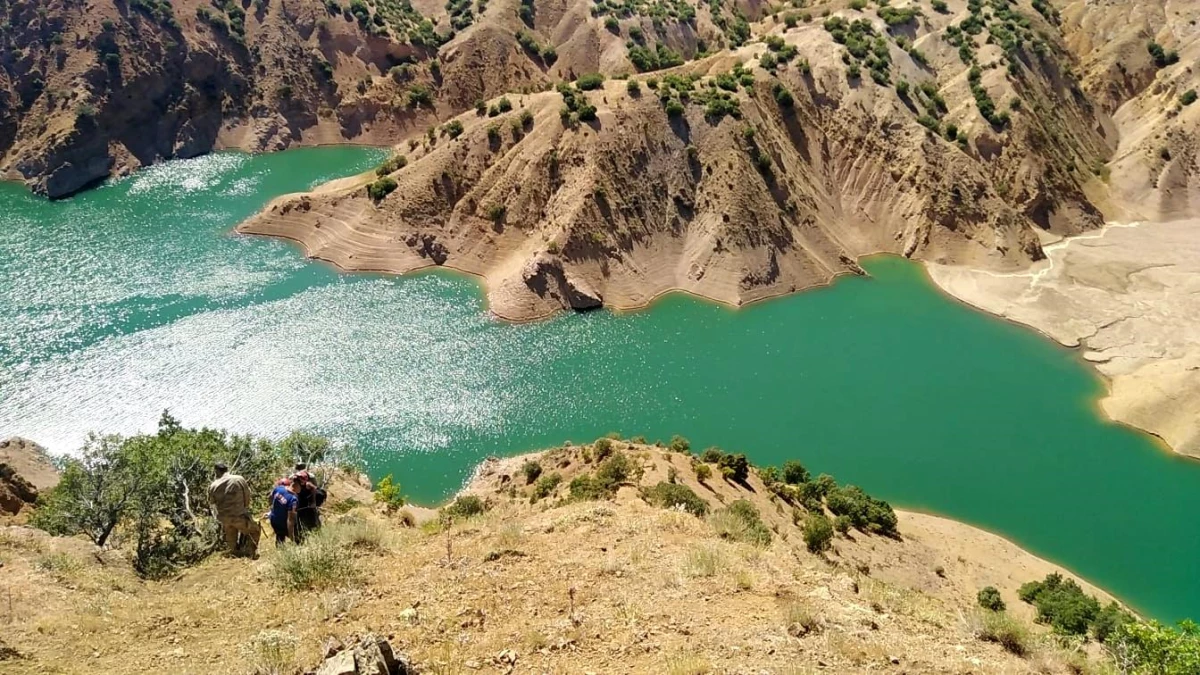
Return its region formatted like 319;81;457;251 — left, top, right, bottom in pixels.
0;440;1123;673
239;0;1123;319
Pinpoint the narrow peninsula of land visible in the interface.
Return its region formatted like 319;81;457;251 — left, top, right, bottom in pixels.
3;434;1141;674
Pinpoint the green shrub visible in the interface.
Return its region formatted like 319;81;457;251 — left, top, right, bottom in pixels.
519;109;534;126
595;451;633;489
568;473;606;500
521;460;542;484
442;119;464;138
976;610;1031;656
717;453;749;483
443;495;487;520
825;485;897;535
1181;90;1198;106
407;84;433;108
604;15;619;32
577;73;605;90
931;0;947;12
375;155;408;176
1092;601;1133;645
594;437;615;460
803;513;834;553
700;447;724;463
693;461;712;482
497;96;513;113
1147;41;1179;69
977;586;1005;612
626;78;641;95
709;499;771;546
31;414;297;577
530;472;562;502
373;474;405;511
772;82;793;107
367;177;398;201
1017;573;1100;636
833;514;851;534
640;482;709;517
1115;619;1200;672
668;435;690;454
781;460;809;485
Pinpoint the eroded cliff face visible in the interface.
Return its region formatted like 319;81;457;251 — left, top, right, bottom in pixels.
240;0;1114;320
0;0;768;197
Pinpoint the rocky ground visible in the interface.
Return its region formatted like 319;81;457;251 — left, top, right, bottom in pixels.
0;439;1118;674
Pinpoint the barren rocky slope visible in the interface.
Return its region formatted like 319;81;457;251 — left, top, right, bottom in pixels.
241;0;1115;320
0;0;763;197
1;441;1120;674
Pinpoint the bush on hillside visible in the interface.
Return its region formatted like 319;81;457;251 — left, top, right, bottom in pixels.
529;472;562;502
1017;573;1100;636
668;435;691;454
595;451;634;488
442;495;487;520
1115;619;1200;672
833;514;852;535
693;461;712;483
593;437;615;461
782;460;810;485
709;499;771;546
700;447;725;463
577;73;605;90
977;586;1006;612
825;484;897;535
640;482;709;517
1092;601;1133;645
367;177;398;202
373;474;405;511
521;460;542;484
568;474;606;501
717;453;749;483
375;154;408;176
803;513;834;553
974;610;1031;656
31;412;302;578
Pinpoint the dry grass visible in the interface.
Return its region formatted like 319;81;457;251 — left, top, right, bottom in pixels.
243;629;299;675
968;609;1033;657
664;653;711;675
681;544;724;578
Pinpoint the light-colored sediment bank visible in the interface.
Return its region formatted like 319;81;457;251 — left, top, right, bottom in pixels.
927;219;1200;459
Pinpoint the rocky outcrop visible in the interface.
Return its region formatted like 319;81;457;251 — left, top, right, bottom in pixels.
312;635;410;675
0;464;38;515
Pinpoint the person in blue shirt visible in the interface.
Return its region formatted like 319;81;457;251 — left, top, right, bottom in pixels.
265;476;300;546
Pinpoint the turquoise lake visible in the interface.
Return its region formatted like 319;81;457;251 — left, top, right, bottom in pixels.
0;148;1196;622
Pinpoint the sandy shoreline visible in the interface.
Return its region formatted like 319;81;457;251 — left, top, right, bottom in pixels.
926;219;1200;460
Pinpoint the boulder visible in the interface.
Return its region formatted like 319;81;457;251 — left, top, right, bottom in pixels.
0;463;39;515
312;635;410;675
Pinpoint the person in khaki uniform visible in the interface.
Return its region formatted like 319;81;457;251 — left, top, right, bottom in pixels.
208;462;261;558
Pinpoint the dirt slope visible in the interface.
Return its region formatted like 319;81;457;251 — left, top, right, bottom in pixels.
0;442;1116;674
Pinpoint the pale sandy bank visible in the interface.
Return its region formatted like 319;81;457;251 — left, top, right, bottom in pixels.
927;219;1200;459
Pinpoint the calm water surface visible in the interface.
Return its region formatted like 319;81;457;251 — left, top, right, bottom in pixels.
0;149;1196;622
